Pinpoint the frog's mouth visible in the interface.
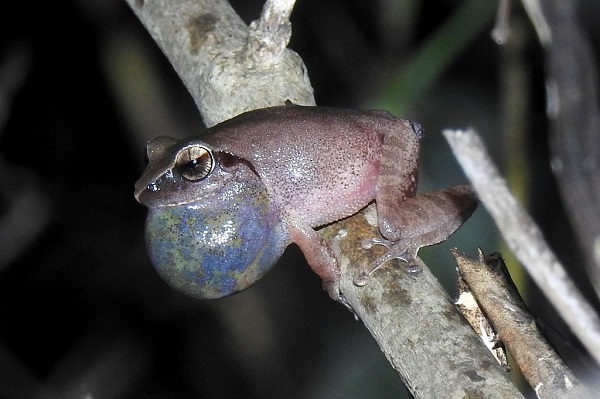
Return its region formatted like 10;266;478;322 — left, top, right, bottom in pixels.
134;171;213;208
135;157;253;209
134;162;176;204
135;135;181;203
135;172;177;207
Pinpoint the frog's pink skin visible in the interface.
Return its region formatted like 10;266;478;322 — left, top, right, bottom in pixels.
135;105;478;303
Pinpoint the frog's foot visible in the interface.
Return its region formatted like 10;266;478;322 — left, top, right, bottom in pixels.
354;238;420;287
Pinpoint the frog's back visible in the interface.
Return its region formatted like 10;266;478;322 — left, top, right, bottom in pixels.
204;106;403;227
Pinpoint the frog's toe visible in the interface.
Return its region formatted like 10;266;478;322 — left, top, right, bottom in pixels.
361;236;392;250
406;262;422;275
353;271;371;287
355;238;419;286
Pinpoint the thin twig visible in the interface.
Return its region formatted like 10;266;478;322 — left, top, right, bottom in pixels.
245;0;296;64
454;249;594;398
491;0;511;44
444;128;600;366
521;0;600;286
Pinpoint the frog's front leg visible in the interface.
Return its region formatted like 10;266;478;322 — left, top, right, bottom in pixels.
288;222;347;304
356;121;478;285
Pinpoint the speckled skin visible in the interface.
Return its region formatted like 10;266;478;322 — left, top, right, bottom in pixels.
134;105;478;302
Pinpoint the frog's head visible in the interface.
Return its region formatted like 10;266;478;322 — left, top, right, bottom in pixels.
135;136;223;208
135;136;289;299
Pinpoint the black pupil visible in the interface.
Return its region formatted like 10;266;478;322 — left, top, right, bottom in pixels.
186;158;200;170
181;154;211;180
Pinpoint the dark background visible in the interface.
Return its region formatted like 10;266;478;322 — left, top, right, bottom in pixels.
0;0;598;398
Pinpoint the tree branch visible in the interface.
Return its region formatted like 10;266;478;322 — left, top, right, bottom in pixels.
125;0;314;127
323;211;521;397
125;1;522;396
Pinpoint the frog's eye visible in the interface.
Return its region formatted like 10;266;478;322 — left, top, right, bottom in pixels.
175;145;215;181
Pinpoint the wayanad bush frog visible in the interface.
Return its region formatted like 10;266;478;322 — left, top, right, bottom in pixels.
134;105;477;303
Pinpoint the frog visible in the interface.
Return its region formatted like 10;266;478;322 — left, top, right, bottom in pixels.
134;104;478;304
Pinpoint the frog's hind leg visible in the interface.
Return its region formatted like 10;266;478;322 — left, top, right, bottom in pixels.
374;119;421;231
357;119;421;285
360;185;479;286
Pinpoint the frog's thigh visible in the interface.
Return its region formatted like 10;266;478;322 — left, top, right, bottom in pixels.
376;120;420;236
379;185;478;245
